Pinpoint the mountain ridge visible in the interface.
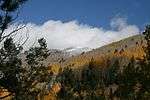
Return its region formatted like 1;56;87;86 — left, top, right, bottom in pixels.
61;34;145;69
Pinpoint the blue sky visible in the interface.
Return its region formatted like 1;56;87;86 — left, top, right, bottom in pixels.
11;0;148;49
19;0;150;29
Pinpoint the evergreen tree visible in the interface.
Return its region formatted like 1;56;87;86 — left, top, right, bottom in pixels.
115;25;150;99
0;1;53;99
139;25;150;99
80;58;105;100
57;67;77;100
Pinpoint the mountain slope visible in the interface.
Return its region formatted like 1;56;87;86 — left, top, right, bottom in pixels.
62;34;145;69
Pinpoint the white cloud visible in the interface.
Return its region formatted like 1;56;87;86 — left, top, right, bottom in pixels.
6;17;140;50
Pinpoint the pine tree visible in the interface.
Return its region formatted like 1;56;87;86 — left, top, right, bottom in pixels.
0;1;53;99
114;25;150;99
57;67;77;100
140;25;150;99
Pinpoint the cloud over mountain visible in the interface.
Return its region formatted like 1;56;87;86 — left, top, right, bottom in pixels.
7;17;140;50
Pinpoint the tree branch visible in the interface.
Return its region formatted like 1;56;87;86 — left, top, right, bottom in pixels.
0;25;26;42
0;92;13;99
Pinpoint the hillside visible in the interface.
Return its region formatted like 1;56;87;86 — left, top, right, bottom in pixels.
60;34;145;69
28;34;146;75
42;34;147;100
0;34;147;99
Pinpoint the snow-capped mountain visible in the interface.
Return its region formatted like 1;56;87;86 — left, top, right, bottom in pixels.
63;47;91;55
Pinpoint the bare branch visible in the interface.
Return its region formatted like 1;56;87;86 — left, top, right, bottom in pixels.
11;10;20;23
0;25;26;42
0;11;9;39
19;32;29;47
0;92;13;99
14;26;29;47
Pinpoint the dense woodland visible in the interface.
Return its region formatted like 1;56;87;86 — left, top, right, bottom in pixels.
0;0;150;100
